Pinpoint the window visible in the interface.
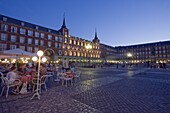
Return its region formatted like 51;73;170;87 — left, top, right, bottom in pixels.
55;43;58;48
0;44;7;50
81;42;84;46
69;51;72;56
74;52;76;56
78;52;80;56
1;24;8;31
74;40;76;45
55;36;58;41
48;35;52;40
0;33;7;41
10;45;16;49
20;36;25;43
20;28;25;35
40;40;44;46
70;39;72;44
11;26;17;33
48;41;51;47
28;30;33;36
11;35;17;42
35;39;39;45
59;43;62;48
59;37;62;42
27;47;32;52
40;33;44;38
28;38;32;44
3;17;7;21
34;47;38;52
35;32;39;37
64;51;68;55
19;46;25;50
64;38;67;43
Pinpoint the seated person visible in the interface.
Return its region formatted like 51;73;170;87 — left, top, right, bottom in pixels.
40;64;47;76
6;66;22;94
17;64;27;76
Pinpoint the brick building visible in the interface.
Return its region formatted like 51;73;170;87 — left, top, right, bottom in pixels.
0;14;101;65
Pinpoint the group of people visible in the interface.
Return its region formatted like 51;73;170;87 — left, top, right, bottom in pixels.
0;63;48;94
0;62;77;95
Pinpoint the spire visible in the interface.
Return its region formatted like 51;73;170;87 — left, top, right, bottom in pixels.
92;28;100;43
94;28;98;39
62;13;66;28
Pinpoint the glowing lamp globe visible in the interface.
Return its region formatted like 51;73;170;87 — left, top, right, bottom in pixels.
32;56;38;62
42;57;47;62
37;50;44;57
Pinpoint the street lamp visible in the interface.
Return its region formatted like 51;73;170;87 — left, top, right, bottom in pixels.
31;50;47;100
127;52;133;67
85;43;92;67
127;53;132;58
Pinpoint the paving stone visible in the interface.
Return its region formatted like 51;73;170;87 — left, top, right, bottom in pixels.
0;67;170;113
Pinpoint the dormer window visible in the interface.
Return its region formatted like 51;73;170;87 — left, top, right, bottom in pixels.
21;22;25;26
35;26;38;30
3;17;7;21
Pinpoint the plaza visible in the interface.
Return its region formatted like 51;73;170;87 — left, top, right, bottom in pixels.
0;66;170;113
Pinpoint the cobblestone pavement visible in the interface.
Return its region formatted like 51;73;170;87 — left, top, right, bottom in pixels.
0;67;170;113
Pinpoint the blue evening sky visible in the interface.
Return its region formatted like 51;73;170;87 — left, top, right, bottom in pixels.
0;0;170;47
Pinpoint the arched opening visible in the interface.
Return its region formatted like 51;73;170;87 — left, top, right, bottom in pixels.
43;48;56;64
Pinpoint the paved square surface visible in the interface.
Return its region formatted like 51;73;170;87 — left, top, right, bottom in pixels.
0;67;170;113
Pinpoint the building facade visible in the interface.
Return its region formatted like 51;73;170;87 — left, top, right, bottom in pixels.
116;41;170;64
0;14;101;65
100;44;117;64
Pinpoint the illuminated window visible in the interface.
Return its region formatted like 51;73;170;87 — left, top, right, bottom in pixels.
64;38;67;43
74;40;76;45
74;52;76;56
69;51;72;56
70;39;72;44
64;51;68;55
78;52;80;56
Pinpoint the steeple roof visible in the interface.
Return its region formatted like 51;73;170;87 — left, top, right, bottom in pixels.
94;28;99;39
92;28;100;43
61;13;67;28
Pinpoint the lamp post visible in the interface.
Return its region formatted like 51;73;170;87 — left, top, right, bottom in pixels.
85;43;92;67
127;52;133;67
31;50;47;100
